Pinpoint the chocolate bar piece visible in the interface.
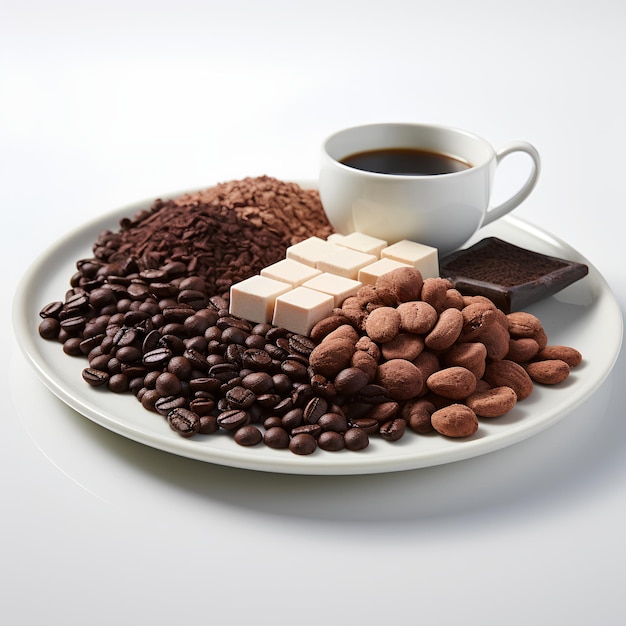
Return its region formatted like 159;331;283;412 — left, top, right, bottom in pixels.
439;237;589;313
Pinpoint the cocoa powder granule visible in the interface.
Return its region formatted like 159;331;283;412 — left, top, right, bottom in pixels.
92;176;334;300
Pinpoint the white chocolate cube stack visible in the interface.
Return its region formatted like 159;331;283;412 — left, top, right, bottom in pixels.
229;233;439;335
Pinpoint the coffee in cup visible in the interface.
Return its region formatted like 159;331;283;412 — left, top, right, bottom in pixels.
319;123;540;256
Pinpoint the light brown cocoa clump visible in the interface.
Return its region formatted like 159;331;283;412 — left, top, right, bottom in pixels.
465;386;517;417
484;359;534;401
526;359;571;385
308;338;355;378
431;404;479;438
375;359;424;401
365;307;402;343
426;366;478;400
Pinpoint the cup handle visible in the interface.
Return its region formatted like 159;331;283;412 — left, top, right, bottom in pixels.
482;141;541;227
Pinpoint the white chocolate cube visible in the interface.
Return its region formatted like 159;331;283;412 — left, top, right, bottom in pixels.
261;258;322;287
272;287;334;336
334;232;388;257
286;237;338;267
358;258;413;285
229;275;292;324
317;247;377;280
381;240;439;278
302;273;362;307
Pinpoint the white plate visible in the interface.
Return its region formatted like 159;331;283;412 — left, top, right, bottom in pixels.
12;184;624;475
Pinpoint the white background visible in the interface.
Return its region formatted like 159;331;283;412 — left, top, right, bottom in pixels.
2;1;625;624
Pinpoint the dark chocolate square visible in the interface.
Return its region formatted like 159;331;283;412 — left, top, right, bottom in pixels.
439;237;589;313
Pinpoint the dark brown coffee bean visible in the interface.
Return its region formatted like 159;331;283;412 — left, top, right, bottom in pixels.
189;377;221;393
289;433;317;455
198;414;218;434
143;346;172;366
280;358;308;381
272;373;292;395
318;431;345;451
217;409;250;431
108;373;129;393
116;345;142;363
38;318;61;339
62;337;83;356
318;412;348;433
348;417;379;434
264;426;290;449
333;367;369;396
234;425;263;447
226;386;256;410
367;401;400;423
59;315;87;333
188;398;215;416
288;334;316;355
255;393;281;409
265;326;289;342
344;427;370;451
82;368;109;386
155;372;183;396
221;326;248;345
271;397;294;415
155;395;187;416
216;315;252;332
167;408;200;438
162;304;195;322
263;416;283;429
281;408;304;431
303;396;328;424
291;423;322;438
357;384;390;404
241;348;273;370
242;372;274;394
39;301;63;318
291;383;314;407
379;417;407;441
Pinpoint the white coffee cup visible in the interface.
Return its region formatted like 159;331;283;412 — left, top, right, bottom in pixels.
319;122;540;256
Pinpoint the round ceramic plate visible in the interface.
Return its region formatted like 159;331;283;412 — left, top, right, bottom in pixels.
12;184;624;475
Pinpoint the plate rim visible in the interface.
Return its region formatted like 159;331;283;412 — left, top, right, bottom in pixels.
11;183;625;475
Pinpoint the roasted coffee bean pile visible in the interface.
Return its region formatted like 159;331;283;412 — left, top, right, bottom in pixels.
38;265;378;454
93;176;334;299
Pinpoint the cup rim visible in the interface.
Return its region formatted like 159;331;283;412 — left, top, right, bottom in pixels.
322;122;495;179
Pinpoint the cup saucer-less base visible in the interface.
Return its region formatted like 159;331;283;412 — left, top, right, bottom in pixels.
12;183;623;475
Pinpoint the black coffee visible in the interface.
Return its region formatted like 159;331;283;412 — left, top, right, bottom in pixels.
340;147;471;176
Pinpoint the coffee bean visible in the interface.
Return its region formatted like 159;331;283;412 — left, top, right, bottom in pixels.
226;386;256;410
357;384;390;404
264;426;290;449
217;409;250;431
234;425;262;446
348;417;379;434
379;417;407;441
288;334;316;355
167;408;200;438
303;396;328;424
242;371;274;394
143;346;172;366
344;427;369;451
155;395;187;416
318;412;348;433
242;348;273;370
334;367;369;396
82;368;109;386
281;408;304;431
318;431;345;451
289;433;317;455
